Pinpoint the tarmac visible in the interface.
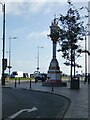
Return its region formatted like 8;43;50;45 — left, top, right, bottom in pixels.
2;79;89;119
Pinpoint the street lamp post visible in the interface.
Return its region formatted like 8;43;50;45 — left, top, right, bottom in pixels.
8;36;17;77
36;46;43;72
85;35;87;78
0;3;5;85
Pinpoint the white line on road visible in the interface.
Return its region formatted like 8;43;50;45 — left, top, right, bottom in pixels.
6;107;37;119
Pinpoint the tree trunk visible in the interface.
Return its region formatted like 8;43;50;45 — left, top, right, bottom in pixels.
70;45;73;88
74;50;75;78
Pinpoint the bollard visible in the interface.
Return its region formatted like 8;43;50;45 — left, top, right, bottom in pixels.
29;78;31;89
51;85;54;92
15;78;17;87
18;77;20;84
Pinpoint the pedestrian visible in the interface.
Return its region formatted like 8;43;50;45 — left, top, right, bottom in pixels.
84;74;87;84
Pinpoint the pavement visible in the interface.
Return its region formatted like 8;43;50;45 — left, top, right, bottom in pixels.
2;79;89;119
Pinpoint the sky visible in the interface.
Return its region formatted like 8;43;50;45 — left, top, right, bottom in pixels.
0;0;89;75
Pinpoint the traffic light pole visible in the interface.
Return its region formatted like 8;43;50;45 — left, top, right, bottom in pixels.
1;4;5;85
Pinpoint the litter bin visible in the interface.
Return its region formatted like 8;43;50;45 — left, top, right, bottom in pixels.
88;73;90;84
70;77;80;89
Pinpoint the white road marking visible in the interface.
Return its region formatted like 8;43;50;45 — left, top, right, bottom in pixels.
7;107;37;119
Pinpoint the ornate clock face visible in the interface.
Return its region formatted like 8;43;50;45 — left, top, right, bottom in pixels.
50;26;60;41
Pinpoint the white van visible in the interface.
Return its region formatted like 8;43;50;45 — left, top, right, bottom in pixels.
10;71;23;78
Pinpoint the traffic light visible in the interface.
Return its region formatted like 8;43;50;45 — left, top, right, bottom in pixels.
2;58;7;70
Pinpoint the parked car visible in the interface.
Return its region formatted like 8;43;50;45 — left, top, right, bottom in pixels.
35;73;47;83
4;73;9;78
0;73;9;79
33;71;40;78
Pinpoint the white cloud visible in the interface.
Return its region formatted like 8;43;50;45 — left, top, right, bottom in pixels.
1;0;89;2
28;2;46;14
0;0;68;2
1;2;47;15
6;2;26;15
27;30;49;39
0;0;88;16
0;0;25;2
11;60;31;73
44;7;51;14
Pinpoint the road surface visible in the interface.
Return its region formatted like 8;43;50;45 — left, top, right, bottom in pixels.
2;87;70;119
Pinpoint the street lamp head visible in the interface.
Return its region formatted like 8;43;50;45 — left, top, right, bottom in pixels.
13;37;18;39
0;2;4;6
8;36;18;40
0;2;3;5
41;47;44;48
79;7;84;10
38;46;44;49
67;0;71;4
6;51;9;53
0;3;5;13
